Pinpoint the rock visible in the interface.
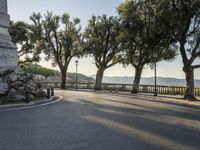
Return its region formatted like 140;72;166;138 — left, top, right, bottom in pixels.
0;67;14;76
7;88;25;102
11;81;23;89
0;82;9;95
0;66;46;103
9;74;18;82
12;66;24;75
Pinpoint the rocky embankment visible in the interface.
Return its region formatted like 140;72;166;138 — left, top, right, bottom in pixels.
0;66;46;103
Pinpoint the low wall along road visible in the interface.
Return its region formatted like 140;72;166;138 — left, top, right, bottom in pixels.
41;82;200;97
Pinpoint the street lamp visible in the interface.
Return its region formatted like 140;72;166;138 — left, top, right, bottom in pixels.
75;60;79;90
153;52;158;96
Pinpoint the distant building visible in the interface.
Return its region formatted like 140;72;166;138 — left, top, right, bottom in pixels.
33;74;46;80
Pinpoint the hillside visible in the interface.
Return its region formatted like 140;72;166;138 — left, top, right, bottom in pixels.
23;64;94;82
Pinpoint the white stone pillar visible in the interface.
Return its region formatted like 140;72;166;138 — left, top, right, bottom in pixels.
0;0;18;67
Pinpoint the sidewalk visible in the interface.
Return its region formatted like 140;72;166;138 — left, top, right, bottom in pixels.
66;88;200;108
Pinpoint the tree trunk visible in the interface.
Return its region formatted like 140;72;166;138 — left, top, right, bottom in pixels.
61;69;67;89
94;67;105;90
183;66;197;101
132;65;143;94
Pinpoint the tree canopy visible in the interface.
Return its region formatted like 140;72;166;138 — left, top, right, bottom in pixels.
30;12;83;89
118;0;176;93
9;21;42;66
156;0;200;100
83;15;124;90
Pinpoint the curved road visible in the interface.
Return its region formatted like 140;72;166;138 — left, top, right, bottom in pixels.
0;90;200;150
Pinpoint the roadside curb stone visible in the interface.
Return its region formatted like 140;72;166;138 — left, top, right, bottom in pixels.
0;96;59;110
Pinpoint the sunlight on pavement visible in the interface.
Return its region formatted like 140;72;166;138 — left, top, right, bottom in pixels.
97;108;200;131
82;115;198;150
56;91;200;115
100;94;200;113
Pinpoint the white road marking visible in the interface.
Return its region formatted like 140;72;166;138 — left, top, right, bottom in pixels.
0;96;63;112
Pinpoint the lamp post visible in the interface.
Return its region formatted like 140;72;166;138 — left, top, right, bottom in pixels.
75;60;79;90
153;52;158;96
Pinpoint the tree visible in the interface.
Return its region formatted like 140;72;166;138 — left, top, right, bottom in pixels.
30;12;82;89
157;0;200;100
83;15;123;90
118;0;176;94
9;21;42;66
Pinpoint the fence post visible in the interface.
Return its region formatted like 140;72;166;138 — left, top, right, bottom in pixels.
47;88;51;99
87;83;90;89
122;85;126;91
198;89;200;97
51;87;54;96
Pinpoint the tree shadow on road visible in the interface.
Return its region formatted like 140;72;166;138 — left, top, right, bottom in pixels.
60;96;200;150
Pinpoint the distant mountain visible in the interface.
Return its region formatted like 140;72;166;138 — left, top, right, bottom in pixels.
90;75;200;87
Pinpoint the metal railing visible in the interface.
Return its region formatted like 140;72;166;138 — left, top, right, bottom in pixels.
41;82;200;97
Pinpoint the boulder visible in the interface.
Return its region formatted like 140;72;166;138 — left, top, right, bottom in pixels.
0;82;9;95
0;66;46;103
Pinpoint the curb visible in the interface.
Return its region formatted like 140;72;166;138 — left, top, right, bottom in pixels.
0;96;62;111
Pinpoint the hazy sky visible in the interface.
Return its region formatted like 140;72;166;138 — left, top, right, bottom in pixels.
7;0;200;79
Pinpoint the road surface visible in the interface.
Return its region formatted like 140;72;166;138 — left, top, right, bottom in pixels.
0;90;200;150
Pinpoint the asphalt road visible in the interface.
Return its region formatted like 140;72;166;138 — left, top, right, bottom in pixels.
0;90;200;150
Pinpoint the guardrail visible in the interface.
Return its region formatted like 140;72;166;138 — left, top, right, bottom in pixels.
41;82;200;96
